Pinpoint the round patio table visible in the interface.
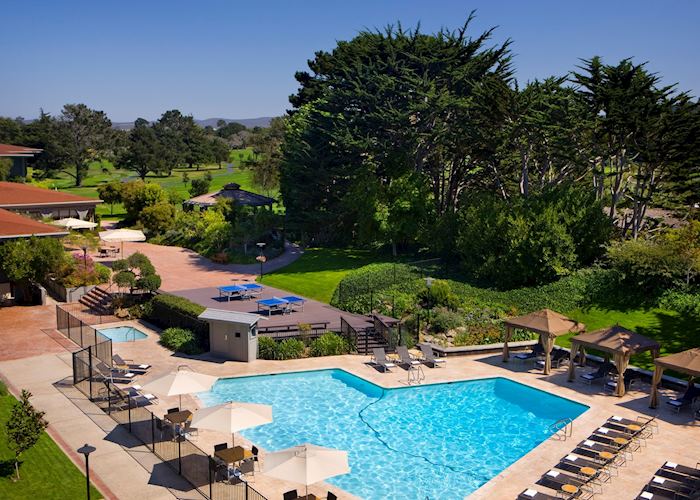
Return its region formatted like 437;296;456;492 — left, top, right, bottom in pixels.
598;451;614;460
627;424;642;432
580;466;596;477
561;484;579;495
613;437;628;445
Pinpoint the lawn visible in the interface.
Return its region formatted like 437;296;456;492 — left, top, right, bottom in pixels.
0;383;102;499
28;149;281;220
557;306;699;371
259;248;390;303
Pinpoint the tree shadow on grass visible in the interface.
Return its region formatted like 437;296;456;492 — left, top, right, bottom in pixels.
0;458;17;478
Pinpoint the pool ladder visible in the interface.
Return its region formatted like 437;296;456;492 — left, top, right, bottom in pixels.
407;364;425;385
549;418;573;440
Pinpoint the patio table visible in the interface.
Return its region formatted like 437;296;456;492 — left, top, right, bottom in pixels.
164;410;192;425
257;297;290;315
215;446;253;465
218;285;248;301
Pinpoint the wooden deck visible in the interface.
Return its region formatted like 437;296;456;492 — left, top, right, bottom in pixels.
169;284;376;332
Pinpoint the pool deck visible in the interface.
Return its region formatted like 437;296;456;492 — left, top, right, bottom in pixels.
0;310;698;500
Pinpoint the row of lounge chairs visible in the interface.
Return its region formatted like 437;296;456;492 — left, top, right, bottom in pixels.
636;462;700;499
96;354;157;406
519;415;657;499
370;344;446;372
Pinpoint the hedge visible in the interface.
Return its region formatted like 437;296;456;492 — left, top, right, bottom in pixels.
144;293;209;351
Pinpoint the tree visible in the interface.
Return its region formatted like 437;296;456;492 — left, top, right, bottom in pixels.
112;252;161;294
120;181;168;222
6;390;48;480
0;116;25;144
0;237;65;302
216;120;246;139
245;117;285;193
96;180;124;215
281;15;512;245
120;118;166;179
188;177;210;197
55;104;113;186
140;202;176;235
23;111;67;179
209;136;230;168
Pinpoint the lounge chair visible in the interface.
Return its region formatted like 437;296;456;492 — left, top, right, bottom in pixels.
666;383;700;413
662;461;700;480
125;385;158;406
517;488;559;500
536;469;593;499
396;346;421;368
513;343;544;361
605;371;642;394
580;362;615;385
282;490;298;500
656;468;700;489
648;475;696;498
113;354;150;374
636;486;675;500
371;348;395;373
559;453;610;482
95;361;136;384
419;344;446;368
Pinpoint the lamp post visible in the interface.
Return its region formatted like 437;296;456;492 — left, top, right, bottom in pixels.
81;245;89;286
77;443;96;500
256;242;266;279
424;276;433;327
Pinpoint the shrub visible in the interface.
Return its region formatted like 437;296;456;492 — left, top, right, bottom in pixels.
658;289;700;316
140;202;176;235
310;333;350;357
257;336;278;360
159;327;203;355
144;294;208;350
417;279;460;310
189;177;211;197
430;307;464;333
330;262;423;310
121;181;169;222
276;339;305;359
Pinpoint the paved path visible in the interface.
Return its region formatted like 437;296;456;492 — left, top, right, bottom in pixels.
99;240;302;292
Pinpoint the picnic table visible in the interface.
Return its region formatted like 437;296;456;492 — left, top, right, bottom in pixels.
256;296;306;315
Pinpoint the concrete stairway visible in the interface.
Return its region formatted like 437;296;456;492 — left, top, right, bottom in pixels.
78;286;113;316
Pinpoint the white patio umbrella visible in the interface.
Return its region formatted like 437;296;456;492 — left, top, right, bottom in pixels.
53;217;98;230
140;370;218;408
191;401;272;446
263;443;350;497
98;228;146;255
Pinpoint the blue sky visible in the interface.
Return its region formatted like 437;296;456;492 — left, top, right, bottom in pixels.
1;0;698;122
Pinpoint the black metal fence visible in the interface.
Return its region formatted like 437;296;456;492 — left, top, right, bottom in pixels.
56;305;113;365
71;347;266;500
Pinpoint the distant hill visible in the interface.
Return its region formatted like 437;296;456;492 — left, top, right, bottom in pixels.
111;116;274;130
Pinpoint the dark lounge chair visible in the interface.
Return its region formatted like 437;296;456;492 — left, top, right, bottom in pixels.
396;345;421;368
535;349;570;370
662;461;700;480
580;362;615;385
371;348;396;372
605;371;643;394
283;490;298;500
666;383;700;413
513;343;544;361
517;488;559;500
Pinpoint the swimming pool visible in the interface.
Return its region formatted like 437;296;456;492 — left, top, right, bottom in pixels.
97;326;148;342
199;369;588;499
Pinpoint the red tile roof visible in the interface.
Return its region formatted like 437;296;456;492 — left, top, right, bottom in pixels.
0;208;67;239
0;143;42;156
0;181;101;207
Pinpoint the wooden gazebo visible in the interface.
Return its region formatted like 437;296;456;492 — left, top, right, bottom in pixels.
649;348;700;408
502;309;585;375
567;325;660;397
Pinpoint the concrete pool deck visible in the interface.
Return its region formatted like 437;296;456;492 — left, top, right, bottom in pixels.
0;310;698;499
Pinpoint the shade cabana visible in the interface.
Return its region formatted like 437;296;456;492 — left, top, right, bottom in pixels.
649;348;700;408
502;309;584;375
567;325;660;397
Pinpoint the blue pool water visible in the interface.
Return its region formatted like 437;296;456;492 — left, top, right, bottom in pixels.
97;326;148;342
199;370;587;499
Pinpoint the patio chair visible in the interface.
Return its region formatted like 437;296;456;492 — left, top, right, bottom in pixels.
237;459;255;480
656;467;700;489
666;383;700;413
662;462;700;479
636;485;675;500
113;354;150;374
604;371;642;394
167;407;180;414
283;490;298;500
648;475;696;497
513;343;544;362
396;345;421;368
182;420;198;439
327;493;338;500
535;349;570;370
371;348;396;373
517;488;559;500
419;343;446;368
95;361;137;384
580;362;615;385
214;443;228;452
125;385;158;406
251;445;260;470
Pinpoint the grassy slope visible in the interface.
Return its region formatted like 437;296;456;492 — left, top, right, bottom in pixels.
558;306;698;371
259;248;390;303
29;149;280;219
0;386;102;499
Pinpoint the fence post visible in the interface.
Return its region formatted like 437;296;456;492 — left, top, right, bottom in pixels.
107;379;111;415
208;456;213;499
178;437;182;474
151;413;156;452
369;289;373;315
80;322;84;347
88;346;93;400
128;393;132;432
94;328;98;347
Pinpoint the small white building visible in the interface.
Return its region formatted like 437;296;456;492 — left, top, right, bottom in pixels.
198;308;264;362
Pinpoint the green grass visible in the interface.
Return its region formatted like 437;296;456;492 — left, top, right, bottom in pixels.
557;306;699;371
259;248;390;302
0;383;102;499
29;149;281;220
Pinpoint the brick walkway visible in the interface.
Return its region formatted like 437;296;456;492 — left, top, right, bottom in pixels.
0;304;65;361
